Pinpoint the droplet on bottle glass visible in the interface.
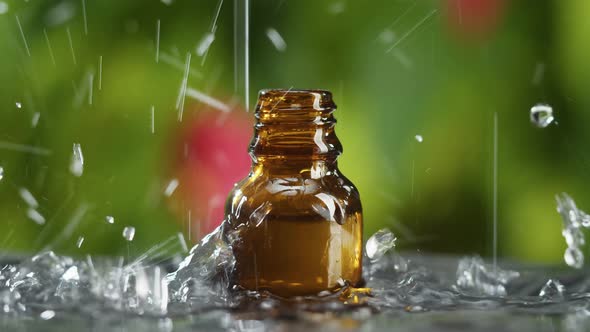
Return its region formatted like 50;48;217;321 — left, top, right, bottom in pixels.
122;226;136;241
15;102;22;109
415;134;423;143
0;166;3;181
530;104;554;128
105;215;115;224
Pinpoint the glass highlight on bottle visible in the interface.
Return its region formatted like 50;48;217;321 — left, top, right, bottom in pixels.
224;89;363;297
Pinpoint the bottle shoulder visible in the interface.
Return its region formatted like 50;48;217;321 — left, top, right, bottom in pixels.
224;171;361;225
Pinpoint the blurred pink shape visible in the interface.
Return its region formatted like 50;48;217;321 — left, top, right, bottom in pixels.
175;103;252;240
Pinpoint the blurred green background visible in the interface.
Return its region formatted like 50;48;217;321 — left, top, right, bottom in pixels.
0;0;589;265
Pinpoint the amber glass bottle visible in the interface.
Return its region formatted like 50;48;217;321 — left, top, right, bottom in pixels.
223;89;362;297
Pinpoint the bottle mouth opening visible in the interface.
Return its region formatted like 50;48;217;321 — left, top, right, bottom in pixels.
257;89;336;112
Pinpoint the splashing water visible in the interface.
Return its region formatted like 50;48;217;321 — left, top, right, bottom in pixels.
365;228;396;262
2;224;590;330
539;279;565;300
530;104;554;128
556;193;589;268
455;256;519;297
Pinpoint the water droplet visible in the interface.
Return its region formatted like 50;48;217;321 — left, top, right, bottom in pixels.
530;104;554;128
564;247;584;269
195;32;215;56
328;1;345;14
164;178;179;197
76;236;84;248
105;215;115;224
15;102;22;109
19;188;38;208
26;208;46;225
122;226;136;241
40;310;55;320
378;28;395;44
0;2;9;15
265;28;287;52
31;112;40;128
562;228;585;248
0;166;3;181
539;279;565;300
415;134;423;143
69;143;84;177
366;228;396;262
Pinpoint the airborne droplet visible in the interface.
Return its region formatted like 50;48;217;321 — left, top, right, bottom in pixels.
122;226;136;241
530;104;554;128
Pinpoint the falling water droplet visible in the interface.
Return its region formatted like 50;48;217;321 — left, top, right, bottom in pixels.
530;104;554;128
76;236;84;248
195;32;215;56
105;215;115;224
415;134;423;143
265;28;287;52
122;226;136;241
0;2;9;15
26;208;46;225
40;310;55;320
366;228;396;262
69;143;84;177
15;102;22;109
164;178;179;197
19;187;39;208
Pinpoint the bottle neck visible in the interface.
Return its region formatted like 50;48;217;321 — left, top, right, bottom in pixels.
252;158;338;178
249;89;343;175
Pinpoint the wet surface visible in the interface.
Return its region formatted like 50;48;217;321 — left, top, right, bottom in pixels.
1;229;590;332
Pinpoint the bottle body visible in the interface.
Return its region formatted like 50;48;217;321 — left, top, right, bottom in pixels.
224;89;363;297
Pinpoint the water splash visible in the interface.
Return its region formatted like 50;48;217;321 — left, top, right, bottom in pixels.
1;227;590;328
455;256;519;297
365;228;396;262
556;193;589;268
539;279;565;300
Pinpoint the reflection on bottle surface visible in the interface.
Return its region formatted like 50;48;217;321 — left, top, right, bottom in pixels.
224;89;363;297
